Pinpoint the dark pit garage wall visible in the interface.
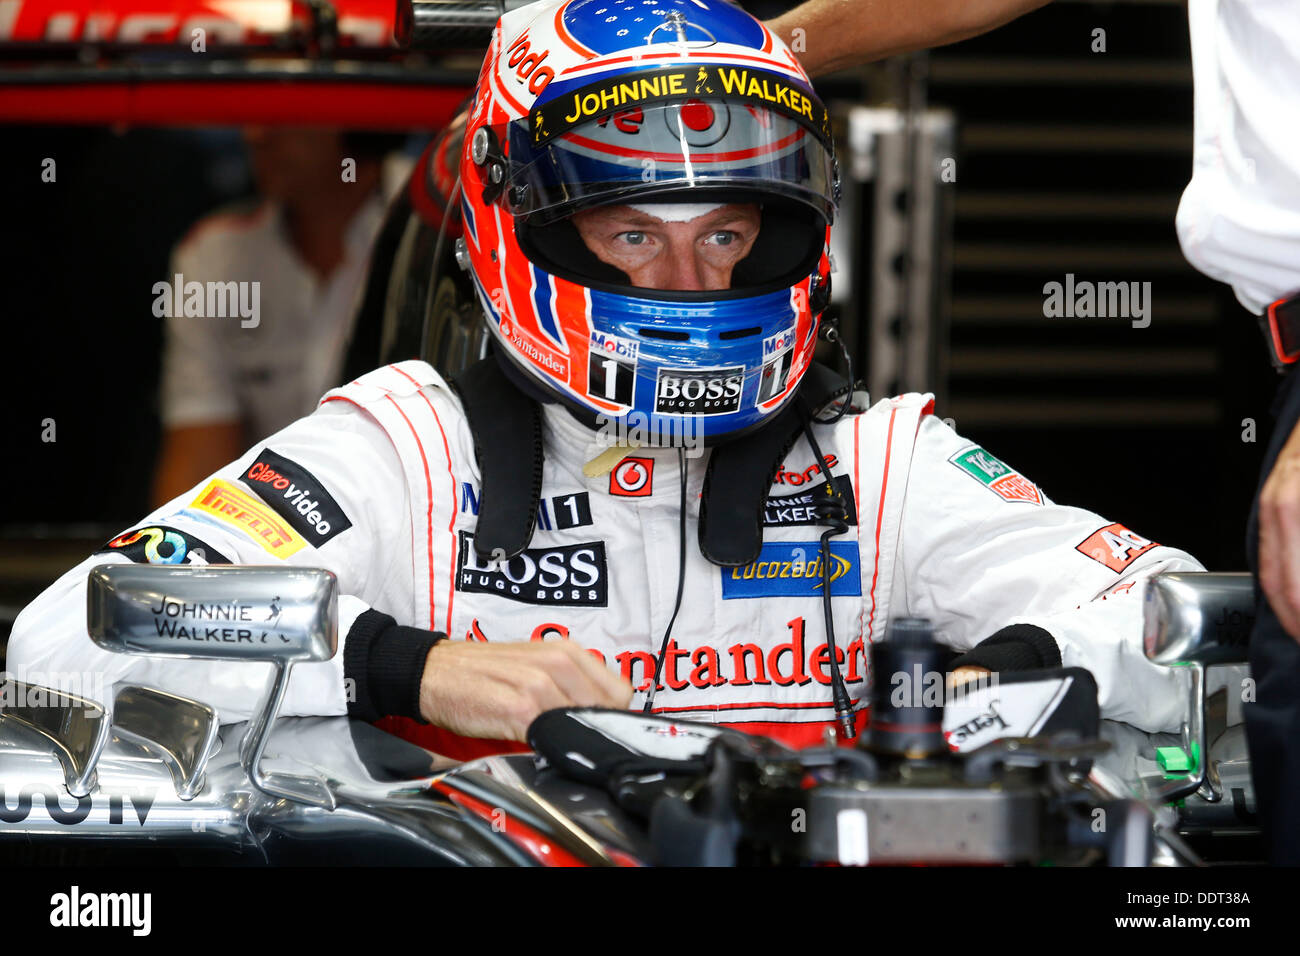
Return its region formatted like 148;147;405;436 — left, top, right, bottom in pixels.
0;1;1278;664
926;0;1272;573
0;128;253;666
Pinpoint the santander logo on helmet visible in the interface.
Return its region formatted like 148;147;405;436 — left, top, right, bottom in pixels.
457;0;838;446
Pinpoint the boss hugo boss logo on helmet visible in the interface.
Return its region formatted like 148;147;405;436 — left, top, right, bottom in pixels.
98;524;230;566
240;448;353;544
655;366;744;415
456;531;608;607
503;30;554;97
610;456;654;497
721;541;862;600
764;475;858;527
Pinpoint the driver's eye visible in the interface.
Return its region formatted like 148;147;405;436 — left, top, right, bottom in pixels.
617;231;647;246
709;231;736;246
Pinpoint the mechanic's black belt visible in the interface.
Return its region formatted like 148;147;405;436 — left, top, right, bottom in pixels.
1261;292;1300;370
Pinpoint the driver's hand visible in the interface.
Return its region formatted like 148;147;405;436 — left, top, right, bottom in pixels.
1259;417;1300;642
417;640;634;741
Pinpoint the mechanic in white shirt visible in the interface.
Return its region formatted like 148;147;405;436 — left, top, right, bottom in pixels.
767;0;1300;864
151;128;410;507
1174;0;1300;869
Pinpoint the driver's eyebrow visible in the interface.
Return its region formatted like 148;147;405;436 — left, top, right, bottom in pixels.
696;210;753;229
602;211;665;229
601;208;756;231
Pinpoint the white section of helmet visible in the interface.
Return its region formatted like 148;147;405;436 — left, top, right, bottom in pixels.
626;202;724;222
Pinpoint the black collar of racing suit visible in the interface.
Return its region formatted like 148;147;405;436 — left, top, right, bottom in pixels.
450;354;853;567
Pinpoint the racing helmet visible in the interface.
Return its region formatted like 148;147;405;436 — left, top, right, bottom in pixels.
459;0;839;444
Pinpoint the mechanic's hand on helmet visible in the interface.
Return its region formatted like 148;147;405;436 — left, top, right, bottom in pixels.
417;639;634;741
1258;419;1300;641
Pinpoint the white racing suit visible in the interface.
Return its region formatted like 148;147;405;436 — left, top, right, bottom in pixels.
8;361;1200;758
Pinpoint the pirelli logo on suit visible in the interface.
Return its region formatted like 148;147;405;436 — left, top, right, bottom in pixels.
187;480;306;559
530;64;832;145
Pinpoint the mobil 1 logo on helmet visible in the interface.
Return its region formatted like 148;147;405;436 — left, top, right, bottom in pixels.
757;327;796;404
655;366;744;415
588;330;638;406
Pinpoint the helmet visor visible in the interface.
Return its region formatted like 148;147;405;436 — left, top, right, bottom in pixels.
501;78;835;224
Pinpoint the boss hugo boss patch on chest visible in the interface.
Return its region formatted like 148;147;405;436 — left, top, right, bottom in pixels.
239;448;353;545
456;531;608;607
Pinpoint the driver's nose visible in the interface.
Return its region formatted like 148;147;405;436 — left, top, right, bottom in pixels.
665;246;709;291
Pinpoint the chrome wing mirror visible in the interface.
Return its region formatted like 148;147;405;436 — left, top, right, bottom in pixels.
1141;572;1253;806
87;565;339;810
111;685;219;801
0;678;110;798
1144;572;1253;666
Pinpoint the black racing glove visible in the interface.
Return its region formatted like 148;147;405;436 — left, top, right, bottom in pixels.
949;623;1062;674
343;609;447;723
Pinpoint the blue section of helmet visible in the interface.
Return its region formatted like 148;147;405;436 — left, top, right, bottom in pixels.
475;264;811;442
531;264;563;344
587;285;803;441
560;0;766;56
461;196;477;246
471;271;500;324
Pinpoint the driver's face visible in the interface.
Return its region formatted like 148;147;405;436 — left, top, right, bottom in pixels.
570;203;761;291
